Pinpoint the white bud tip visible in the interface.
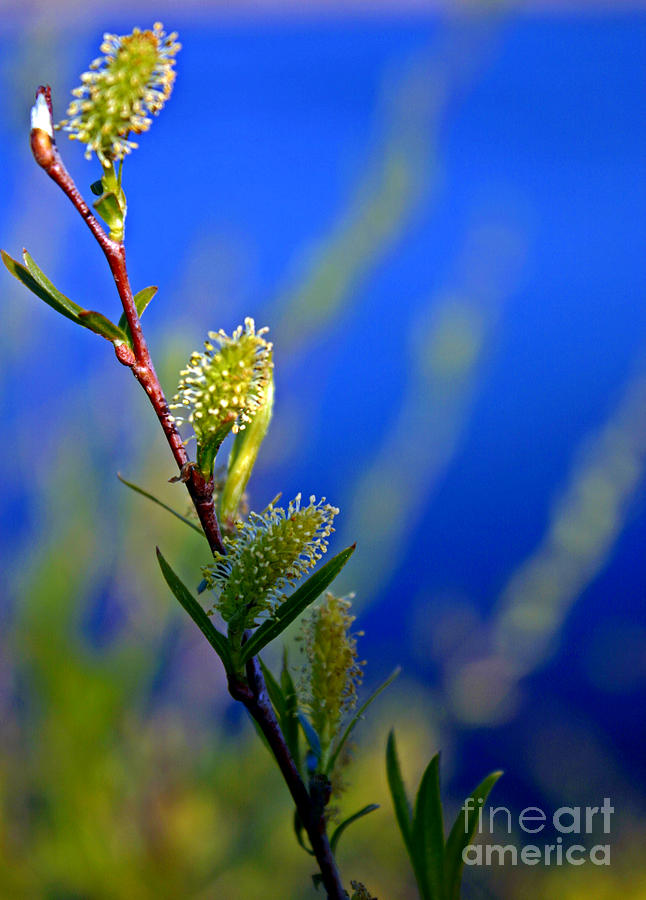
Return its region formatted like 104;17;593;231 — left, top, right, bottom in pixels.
31;93;53;138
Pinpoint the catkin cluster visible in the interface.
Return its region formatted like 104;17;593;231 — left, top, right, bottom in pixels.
60;22;180;163
203;495;338;626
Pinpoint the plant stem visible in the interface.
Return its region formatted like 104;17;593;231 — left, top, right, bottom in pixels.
31;99;225;555
32;89;346;896
229;655;347;899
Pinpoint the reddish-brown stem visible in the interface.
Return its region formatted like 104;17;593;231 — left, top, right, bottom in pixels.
229;656;346;900
31;87;346;896
106;244;227;555
31;98;225;555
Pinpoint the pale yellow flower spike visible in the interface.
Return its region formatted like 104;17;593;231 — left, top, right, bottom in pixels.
59;22;181;163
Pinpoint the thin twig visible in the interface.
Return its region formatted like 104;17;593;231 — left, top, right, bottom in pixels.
32;86;225;555
229;655;346;900
32;85;346;896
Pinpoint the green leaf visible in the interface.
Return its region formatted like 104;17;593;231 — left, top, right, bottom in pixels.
2;249;83;323
386;730;415;862
240;544;356;664
258;657;286;722
156;548;233;672
196;434;226;480
259;651;301;773
133;285;158;316
330;804;380;854
444;770;503;900
293;810;314;856
22;250;86;319
118;285;158;342
93;163;126;241
257;657;303;784
117;473;204;537
78;310;129;345
220;375;274;525
280;649;301;773
326;666;400;775
93;191;125;241
413;753;444;900
3;250;133;350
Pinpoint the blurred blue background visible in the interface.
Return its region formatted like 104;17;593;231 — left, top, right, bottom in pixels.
1;2;646;897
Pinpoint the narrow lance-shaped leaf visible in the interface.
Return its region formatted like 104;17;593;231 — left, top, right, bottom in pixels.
91;165;126;242
258;657;286;723
220;375;274;526
93;189;125;241
293;811;314;856
413;753;445;900
240;544;356;664
330;804;380;854
22;250;86;319
444;770;503;900
258;651;301;774
117;473;204;536
156;548;233;672
386;730;415;861
326;666;400;776
4;249;129;349
78;310;129;344
280;649;301;774
118;285;158;343
1;249;83;323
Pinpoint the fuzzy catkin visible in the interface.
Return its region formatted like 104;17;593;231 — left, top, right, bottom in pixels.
59;23;180;163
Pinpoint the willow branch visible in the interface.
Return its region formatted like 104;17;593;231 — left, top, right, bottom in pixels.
31;86;225;555
31;85;345;896
229;655;346;899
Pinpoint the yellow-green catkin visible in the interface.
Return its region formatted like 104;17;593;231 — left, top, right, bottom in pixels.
203;495;339;627
59;22;180;163
171;318;273;476
302;593;364;755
